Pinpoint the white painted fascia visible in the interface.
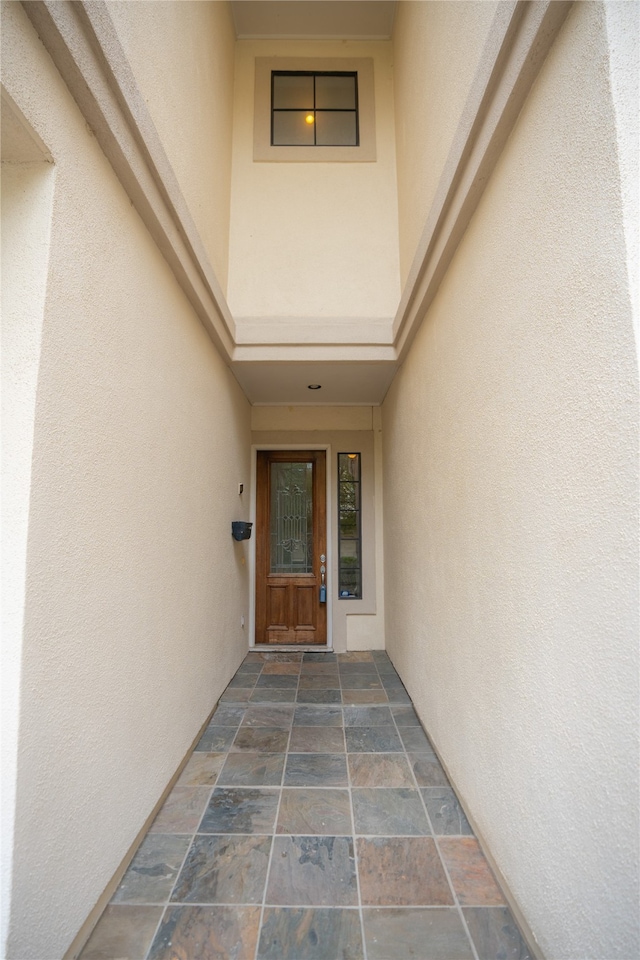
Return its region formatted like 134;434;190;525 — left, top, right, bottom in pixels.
234;316;393;346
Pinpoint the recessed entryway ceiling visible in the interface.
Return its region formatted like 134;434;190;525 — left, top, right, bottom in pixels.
232;360;397;405
231;1;397;40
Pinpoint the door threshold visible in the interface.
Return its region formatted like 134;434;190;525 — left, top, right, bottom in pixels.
251;645;333;653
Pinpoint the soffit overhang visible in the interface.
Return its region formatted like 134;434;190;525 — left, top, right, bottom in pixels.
19;0;573;405
231;1;397;41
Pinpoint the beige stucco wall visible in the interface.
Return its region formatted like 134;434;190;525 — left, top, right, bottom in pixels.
392;0;498;286
108;0;236;291
1;127;55;952
251;406;384;652
383;4;639;958
604;1;639;342
2;5;251;957
227;40;400;328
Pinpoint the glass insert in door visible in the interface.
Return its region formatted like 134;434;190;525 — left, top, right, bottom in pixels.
270;461;314;573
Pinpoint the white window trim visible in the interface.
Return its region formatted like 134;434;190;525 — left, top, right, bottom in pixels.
254;57;376;162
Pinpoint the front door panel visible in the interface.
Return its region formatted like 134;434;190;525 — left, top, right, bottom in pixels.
256;450;327;645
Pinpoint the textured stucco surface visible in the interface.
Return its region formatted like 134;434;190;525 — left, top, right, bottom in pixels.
604;1;639;341
383;4;639;958
109;0;236;292
2;5;251;957
251;404;374;433
1;153;55;953
392;0;498;285
3;1;637;957
227;39;401;324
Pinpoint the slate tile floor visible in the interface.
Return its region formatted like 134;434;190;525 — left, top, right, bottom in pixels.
80;651;532;960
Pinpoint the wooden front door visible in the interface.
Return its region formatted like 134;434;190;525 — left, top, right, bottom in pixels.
255;450;327;645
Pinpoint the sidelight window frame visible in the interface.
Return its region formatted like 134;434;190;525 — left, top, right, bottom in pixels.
337;452;362;599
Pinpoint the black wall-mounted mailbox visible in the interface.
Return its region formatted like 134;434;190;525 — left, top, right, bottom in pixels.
232;521;252;541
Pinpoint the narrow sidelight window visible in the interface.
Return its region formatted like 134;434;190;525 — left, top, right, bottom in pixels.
338;453;362;598
271;71;359;147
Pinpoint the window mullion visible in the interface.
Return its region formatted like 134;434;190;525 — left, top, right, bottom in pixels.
313;74;317;146
271;70;358;148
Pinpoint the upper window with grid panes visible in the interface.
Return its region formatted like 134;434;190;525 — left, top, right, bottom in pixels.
271;72;359;147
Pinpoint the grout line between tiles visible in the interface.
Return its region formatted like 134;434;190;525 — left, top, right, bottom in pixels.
142;776;219;960
396;707;481;960
144;899;483;910
252;660;293;960
338;671;367;960
139;700;248;958
98;654;521;960
346;669;369;960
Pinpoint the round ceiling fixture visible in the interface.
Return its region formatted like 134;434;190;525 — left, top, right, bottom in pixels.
307;384;322;390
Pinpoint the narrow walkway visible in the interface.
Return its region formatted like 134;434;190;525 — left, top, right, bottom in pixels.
80;651;532;960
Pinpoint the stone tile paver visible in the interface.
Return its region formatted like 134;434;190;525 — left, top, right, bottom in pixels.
80;651;532;960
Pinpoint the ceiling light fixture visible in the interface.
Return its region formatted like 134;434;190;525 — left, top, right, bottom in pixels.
307;384;321;390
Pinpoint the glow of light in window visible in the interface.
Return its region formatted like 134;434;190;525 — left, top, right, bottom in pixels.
305;114;315;125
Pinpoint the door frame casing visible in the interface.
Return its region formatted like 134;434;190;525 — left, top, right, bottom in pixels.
249;444;333;650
